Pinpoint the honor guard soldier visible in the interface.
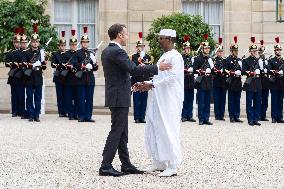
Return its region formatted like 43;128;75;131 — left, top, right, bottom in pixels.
212;37;227;121
181;35;196;122
24;22;47;122
130;32;153;123
224;36;243;123
64;29;79;120
242;37;262;126
51;31;67;117
268;37;284;123
193;34;214;125
4;28;25;117
72;26;98;122
258;40;270;121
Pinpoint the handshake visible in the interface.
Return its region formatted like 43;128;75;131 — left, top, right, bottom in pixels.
132;81;154;92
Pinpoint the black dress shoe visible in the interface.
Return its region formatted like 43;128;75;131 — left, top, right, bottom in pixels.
277;119;284;123
220;118;225;121
85;119;95;122
121;165;144;174
21;116;28;119
199;121;204;125
254;121;261;126
139;119;146;123
78;119;85;122
135;119;140;123
99;166;125;177
230;118;235;123
272;119;277;123
204;121;213;125
260;117;269;121
188;118;196;122
248;122;254;126
12;113;17;117
34;118;40;122
234;118;243;123
29;118;34;122
181;118;187;122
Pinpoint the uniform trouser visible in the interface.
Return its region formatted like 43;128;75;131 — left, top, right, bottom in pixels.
133;91;148;121
246;91;261;123
65;85;78;119
77;85;94;121
182;88;194;119
213;87;227;119
228;90;241;119
197;89;211;122
10;84;25;116
55;82;66;115
260;89;269;119
102;107;131;167
26;85;42;119
271;89;284;121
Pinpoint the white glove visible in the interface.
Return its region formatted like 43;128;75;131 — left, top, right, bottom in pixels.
86;63;93;70
188;67;193;73
235;70;241;76
264;69;268;74
258;59;264;70
205;68;211;74
208;58;214;69
140;51;145;59
279;70;283;75
255;69;260;75
220;68;223;73
90;53;96;64
33;60;41;68
40;49;45;62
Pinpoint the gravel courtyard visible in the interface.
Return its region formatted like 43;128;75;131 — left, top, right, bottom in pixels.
0;114;283;189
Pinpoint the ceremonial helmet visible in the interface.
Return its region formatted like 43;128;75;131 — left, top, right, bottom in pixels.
13;27;21;42
249;37;257;51
274;37;282;51
31;22;40;41
258;40;265;52
81;26;89;42
70;29;78;44
182;35;191;49
59;31;66;44
230;36;238;51
216;37;224;52
136;32;144;47
202;34;210;49
20;27;28;43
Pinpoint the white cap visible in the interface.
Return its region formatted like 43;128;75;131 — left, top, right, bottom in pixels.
159;29;176;38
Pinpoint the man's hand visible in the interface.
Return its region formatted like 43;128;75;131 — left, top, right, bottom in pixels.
158;59;172;71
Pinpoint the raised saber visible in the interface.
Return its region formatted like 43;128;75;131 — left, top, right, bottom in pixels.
45;37;52;47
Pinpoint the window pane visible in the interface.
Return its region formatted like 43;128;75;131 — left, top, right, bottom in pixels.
204;2;222;25
182;2;200;16
54;0;73;23
77;0;96;23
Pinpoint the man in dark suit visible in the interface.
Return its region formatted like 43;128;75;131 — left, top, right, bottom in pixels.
99;23;171;177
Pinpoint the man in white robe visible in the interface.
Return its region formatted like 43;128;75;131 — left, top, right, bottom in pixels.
133;29;184;177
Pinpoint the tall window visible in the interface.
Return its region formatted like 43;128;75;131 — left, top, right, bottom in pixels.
53;0;98;49
182;0;223;39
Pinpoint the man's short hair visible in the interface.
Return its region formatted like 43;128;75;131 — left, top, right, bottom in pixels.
108;23;127;41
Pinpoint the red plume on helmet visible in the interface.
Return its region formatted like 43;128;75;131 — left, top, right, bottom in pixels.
234;36;238;44
218;37;222;44
251;37;255;43
183;35;190;42
20;27;26;35
203;34;208;41
83;26;88;34
275;37;280;43
61;31;65;38
138;32;143;39
260;40;264;46
14;27;20;34
71;29;76;36
33;24;38;33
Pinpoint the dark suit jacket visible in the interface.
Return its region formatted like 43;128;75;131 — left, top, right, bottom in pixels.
101;43;158;107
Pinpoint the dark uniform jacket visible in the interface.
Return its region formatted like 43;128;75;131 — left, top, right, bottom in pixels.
193;53;213;90
213;56;227;89
224;55;242;91
242;56;262;92
64;49;77;86
101;43;158;108
71;48;98;86
259;55;270;90
183;54;194;90
23;48;47;86
130;52;152;86
268;56;284;91
51;50;67;83
4;49;24;85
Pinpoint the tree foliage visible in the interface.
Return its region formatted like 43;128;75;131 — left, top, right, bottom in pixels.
0;0;58;62
146;13;216;61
